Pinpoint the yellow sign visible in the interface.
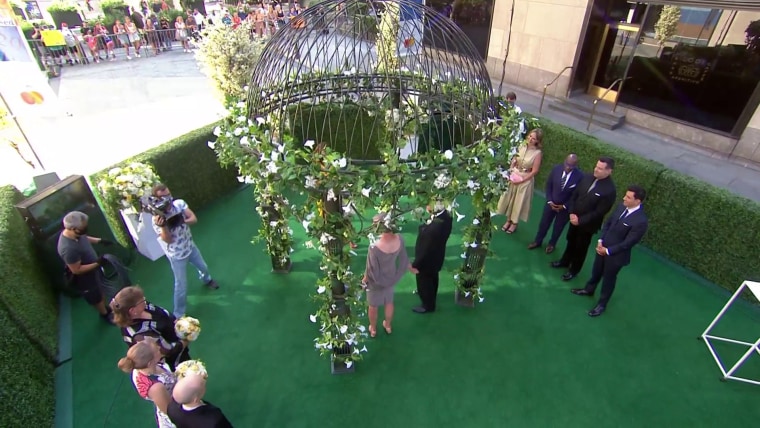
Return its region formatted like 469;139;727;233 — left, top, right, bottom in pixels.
41;30;66;47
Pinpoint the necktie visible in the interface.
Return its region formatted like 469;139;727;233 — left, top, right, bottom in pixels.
619;209;628;220
587;179;598;193
560;171;569;190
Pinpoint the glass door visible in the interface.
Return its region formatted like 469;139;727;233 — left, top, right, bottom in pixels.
588;23;641;102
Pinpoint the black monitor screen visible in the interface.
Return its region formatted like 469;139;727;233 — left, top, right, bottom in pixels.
15;176;97;239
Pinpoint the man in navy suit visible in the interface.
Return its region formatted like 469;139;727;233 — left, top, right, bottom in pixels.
412;201;453;313
571;185;649;317
528;153;582;254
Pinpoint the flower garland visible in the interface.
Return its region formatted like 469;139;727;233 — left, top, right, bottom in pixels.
211;81;532;366
96;162;161;214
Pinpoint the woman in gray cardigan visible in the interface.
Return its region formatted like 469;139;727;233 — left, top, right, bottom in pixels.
362;213;417;337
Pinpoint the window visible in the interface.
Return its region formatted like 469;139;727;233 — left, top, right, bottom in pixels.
619;7;760;135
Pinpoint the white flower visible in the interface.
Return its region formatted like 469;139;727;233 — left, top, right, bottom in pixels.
345;360;353;368
478;296;485;303
266;162;278;174
237;115;246;123
302;220;310;232
470;242;478;248
304;240;314;249
305;176;317;188
233;127;243;136
309;314;317;322
460;253;466;259
240;136;249;146
236;101;246;108
488;148;495;157
361;187;371;197
175;360;208;379
319;233;333;245
317;285;326;294
255;117;266;126
269;221;278;227
473;218;480;225
472;157;479;164
213;126;222;136
175;317;201;341
456;212;465;222
358;325;366;332
327;189;336;201
434;173;451;189
207;141;216;149
339;325;348;334
465;291;471;297
332;157;347;168
304;140;315;148
443;149;453;160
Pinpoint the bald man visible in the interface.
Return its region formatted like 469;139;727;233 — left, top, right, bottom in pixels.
528;154;583;254
168;374;232;428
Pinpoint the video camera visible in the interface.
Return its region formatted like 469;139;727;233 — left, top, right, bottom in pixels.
140;195;184;227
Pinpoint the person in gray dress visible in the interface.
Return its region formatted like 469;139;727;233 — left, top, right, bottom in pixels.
362;213;416;337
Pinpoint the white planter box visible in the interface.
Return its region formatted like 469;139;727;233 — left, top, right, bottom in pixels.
120;211;165;261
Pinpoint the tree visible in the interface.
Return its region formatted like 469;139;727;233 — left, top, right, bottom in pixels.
195;21;265;102
654;5;681;55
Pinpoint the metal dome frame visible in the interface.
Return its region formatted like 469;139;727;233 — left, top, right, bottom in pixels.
246;0;494;160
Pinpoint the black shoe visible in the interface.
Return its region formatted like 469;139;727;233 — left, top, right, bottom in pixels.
561;272;577;281
570;288;594;296
412;306;433;314
588;305;606;317
204;279;219;289
551;261;568;269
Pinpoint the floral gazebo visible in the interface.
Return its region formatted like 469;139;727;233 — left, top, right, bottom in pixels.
212;0;528;373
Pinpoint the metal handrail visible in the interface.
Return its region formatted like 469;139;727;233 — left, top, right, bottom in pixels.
586;77;629;131
539;66;572;113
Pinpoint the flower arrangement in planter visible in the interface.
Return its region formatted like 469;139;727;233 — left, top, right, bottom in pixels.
96;162;161;214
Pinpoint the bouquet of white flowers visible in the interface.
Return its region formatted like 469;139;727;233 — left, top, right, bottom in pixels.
175;360;208;379
97;162;161;213
175;316;201;341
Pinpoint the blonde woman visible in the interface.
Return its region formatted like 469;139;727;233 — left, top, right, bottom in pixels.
497;128;544;234
118;340;177;428
125;17;142;57
111;285;191;371
175;16;190;52
362;213;415;337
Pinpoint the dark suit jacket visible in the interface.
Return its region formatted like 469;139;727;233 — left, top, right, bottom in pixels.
600;204;649;266
545;165;583;205
413;210;453;273
566;175;616;233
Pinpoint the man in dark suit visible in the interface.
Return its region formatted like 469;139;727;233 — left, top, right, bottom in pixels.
551;156;617;281
528;153;582;254
412;201;453;313
571;185;649;317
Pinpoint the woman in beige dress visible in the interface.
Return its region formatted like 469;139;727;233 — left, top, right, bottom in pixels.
497;129;544;234
362;213;415;337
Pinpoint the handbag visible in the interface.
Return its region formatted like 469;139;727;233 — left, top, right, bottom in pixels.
509;171;524;184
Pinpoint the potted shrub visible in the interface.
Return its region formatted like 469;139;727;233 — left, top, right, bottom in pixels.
47;1;83;28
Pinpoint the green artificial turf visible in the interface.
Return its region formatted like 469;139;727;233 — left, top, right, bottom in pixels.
69;188;760;427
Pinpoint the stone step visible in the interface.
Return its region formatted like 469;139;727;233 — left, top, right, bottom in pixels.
547;97;626;130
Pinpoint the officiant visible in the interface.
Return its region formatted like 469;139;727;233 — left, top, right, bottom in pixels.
497;129;544;235
411;200;453;314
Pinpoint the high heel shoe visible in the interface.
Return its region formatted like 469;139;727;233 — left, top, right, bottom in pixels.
501;221;513;232
506;224;518;234
382;320;392;335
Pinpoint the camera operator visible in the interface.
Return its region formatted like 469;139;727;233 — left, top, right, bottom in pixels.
151;183;219;318
57;211;116;325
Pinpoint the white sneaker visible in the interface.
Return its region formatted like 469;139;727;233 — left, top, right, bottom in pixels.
136;54;141;58
127;56;131;60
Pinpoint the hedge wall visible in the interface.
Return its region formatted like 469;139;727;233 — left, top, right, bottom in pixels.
536;119;760;294
0;185;57;427
90;123;241;247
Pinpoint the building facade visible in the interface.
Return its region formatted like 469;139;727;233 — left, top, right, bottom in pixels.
482;0;760;165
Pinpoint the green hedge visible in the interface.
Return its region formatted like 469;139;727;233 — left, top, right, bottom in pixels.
90;123;241;247
287;103;385;160
646;171;760;296
0;186;57;427
536;119;760;294
0;186;58;358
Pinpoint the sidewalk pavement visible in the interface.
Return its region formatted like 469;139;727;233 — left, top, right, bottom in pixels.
493;81;760;203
